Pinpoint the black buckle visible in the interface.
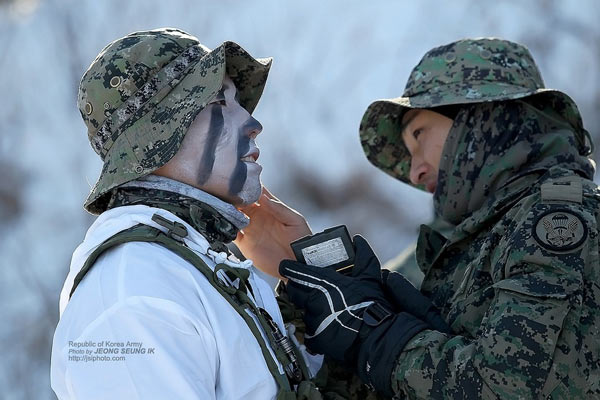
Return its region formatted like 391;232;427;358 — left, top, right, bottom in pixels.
363;302;393;327
151;213;188;242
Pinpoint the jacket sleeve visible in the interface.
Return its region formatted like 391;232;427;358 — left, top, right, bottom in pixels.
391;203;590;399
54;296;219;400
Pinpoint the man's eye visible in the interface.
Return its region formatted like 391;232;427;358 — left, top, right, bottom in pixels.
413;128;423;139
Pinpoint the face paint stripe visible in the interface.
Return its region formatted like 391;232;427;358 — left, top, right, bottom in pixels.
229;128;250;195
228;118;260;195
196;105;224;185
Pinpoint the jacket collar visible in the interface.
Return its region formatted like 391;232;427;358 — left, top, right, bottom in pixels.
108;175;248;252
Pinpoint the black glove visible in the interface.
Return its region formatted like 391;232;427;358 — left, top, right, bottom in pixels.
280;236;431;397
381;269;451;333
279;235;391;363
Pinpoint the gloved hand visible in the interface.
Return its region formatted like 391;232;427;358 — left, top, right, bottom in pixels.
280;236;432;397
279;235;391;364
381;269;451;333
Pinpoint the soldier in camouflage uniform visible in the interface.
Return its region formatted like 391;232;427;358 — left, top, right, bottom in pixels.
252;38;599;399
50;28;325;399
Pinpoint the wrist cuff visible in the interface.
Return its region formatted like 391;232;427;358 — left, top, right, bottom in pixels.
357;312;428;397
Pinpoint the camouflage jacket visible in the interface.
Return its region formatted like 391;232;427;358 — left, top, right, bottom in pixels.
392;100;600;399
384;216;454;289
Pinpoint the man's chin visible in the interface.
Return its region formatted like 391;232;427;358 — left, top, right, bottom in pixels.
234;180;262;206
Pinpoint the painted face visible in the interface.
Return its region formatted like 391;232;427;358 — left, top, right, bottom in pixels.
155;75;263;206
401;109;453;193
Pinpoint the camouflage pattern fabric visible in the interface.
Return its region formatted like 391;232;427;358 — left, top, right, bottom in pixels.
315;358;387;400
106;186;238;252
435;98;595;225
383;216;454;289
359;38;592;186
77;28;272;214
389;99;600;398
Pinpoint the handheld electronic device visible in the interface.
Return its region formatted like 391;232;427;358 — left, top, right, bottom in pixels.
290;225;355;275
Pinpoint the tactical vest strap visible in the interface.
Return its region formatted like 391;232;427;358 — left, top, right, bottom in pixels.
70;224;162;298
69;222;320;397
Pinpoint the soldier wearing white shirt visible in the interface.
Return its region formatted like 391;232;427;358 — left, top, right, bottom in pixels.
51;28;322;400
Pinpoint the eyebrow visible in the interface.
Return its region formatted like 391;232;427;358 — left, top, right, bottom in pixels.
399;110;421;137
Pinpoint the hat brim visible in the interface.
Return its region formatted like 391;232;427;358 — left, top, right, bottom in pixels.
84;41;272;214
359;85;590;184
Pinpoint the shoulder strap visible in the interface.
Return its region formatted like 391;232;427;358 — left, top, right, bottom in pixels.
70;222;304;396
70;224;162;298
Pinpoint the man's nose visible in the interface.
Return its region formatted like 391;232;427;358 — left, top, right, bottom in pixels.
245;116;263;138
409;156;429;186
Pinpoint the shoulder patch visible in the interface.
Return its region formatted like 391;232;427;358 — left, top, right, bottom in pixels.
540;179;582;204
532;209;587;252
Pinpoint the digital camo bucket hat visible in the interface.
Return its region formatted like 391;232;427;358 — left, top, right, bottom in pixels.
78;28;272;214
359;37;592;184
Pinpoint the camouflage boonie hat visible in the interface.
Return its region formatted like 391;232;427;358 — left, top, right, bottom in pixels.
359;37;592;184
78;28;272;214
